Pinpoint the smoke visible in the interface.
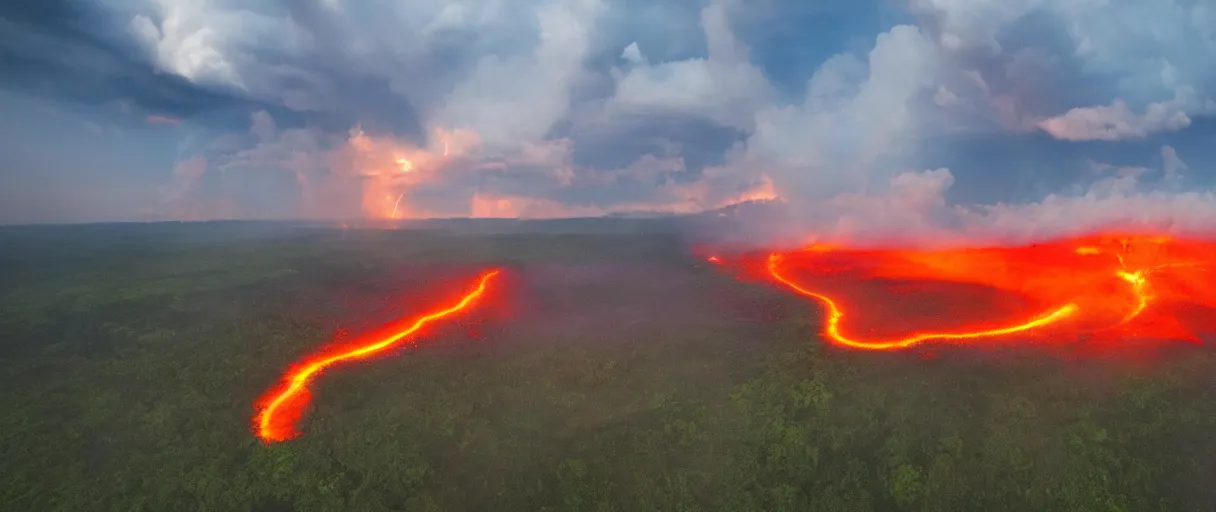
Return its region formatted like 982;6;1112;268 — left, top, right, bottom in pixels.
3;0;1213;237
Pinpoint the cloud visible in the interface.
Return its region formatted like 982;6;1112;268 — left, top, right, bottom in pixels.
958;189;1216;244
1036;89;1205;141
735;158;1216;249
744;24;942;199
1162;145;1188;181
607;0;771;131
431;0;605;148
127;5;245;89
0;0;1213;239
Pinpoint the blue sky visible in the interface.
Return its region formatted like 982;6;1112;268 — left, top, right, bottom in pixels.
1;0;1214;242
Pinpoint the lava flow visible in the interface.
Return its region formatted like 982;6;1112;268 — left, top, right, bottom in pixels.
768;252;1080;350
254;269;501;443
727;234;1216;350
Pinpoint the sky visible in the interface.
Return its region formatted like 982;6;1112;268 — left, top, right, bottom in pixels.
0;0;1214;244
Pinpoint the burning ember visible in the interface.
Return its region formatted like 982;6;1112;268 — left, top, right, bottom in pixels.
253;270;501;443
720;233;1216;350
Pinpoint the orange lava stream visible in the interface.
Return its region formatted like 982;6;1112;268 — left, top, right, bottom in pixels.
254;270;501;443
732;234;1216;350
767;253;1079;350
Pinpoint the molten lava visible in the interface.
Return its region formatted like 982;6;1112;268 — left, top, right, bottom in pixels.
768;253;1080;350
733;234;1216;350
254;270;501;443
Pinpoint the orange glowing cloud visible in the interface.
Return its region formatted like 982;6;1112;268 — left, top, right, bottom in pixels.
336;124;784;222
718;174;780;207
341;126;480;220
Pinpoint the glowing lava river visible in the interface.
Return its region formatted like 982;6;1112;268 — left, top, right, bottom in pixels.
253;269;500;443
252;233;1216;443
716;234;1216;350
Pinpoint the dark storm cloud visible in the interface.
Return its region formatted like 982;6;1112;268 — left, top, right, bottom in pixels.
269;0;432;140
987;10;1116;114
0;0;264;121
0;0;421;138
562;110;745;171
